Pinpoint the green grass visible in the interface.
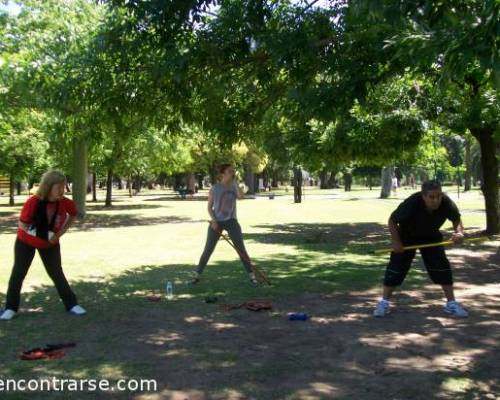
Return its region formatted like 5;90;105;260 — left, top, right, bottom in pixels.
2;185;484;297
0;186;492;399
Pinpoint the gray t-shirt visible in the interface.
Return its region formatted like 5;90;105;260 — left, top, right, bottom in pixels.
212;182;238;221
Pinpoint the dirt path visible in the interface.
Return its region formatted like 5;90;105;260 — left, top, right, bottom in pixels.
122;242;499;400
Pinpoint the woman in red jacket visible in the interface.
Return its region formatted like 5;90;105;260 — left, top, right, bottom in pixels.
0;171;86;321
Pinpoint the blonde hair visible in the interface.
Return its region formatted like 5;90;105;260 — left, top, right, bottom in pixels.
36;170;66;200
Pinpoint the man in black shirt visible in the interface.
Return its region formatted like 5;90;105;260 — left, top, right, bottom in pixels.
374;180;468;317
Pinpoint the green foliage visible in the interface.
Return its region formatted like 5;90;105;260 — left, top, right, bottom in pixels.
0;110;49;181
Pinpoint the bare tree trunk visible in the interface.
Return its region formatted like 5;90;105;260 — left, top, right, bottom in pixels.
472;128;499;234
293;166;302;203
134;176;142;194
245;163;255;195
271;172;278;188
186;173;196;192
327;170;338;188
72;136;88;217
464;137;472;191
319;168;328;189
92;172;97;202
9;175;15;206
105;167;113;207
380;166;394;199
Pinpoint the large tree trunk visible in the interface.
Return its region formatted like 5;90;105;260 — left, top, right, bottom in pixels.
186;173;196;192
244;163;255;195
380;166;394;199
293;166;302;203
464;137;472;191
271;172;278;188
327;170;338;188
105;167;113;207
72;136;88;217
92;172;97;202
16;182;21;196
134;176;142;194
262;169;269;190
9;175;15;206
472;128;499;234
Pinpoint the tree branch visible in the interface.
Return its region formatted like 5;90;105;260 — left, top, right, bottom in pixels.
303;0;323;13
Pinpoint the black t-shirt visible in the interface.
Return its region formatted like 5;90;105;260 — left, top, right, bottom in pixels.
390;192;461;244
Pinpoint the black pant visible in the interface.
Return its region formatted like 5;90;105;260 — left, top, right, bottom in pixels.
384;245;453;287
197;219;253;274
4;239;78;312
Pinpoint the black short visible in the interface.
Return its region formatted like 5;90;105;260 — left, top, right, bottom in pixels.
384;245;453;286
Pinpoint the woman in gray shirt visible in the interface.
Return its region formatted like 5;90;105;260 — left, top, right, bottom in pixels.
192;164;257;285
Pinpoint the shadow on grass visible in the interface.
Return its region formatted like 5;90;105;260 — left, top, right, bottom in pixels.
76;214;202;231
85;204;167;211
0;203;18;208
144;195;209;202
247;222;390;256
0;212;19;235
0;243;498;399
462;208;489;214
0;210;17;218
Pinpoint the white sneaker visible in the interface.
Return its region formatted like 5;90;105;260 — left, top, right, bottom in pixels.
69;305;87;316
0;309;17;321
373;299;390;317
444;301;468;318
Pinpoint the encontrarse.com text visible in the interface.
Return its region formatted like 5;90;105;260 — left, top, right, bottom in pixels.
0;378;158;392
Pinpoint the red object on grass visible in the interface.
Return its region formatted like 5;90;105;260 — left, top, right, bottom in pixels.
21;349;65;361
20;343;76;361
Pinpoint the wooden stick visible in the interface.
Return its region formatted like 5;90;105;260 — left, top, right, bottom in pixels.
219;231;272;285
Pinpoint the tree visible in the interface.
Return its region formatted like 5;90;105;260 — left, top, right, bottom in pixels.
0;0;107;215
352;0;500;233
0;110;48;205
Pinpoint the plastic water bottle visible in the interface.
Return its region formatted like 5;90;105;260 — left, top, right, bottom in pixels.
166;281;174;300
288;312;309;321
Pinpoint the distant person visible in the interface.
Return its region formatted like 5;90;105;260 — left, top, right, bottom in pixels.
344;172;352;191
409;173;416;189
191;164;258;285
1;171;86;321
373;180;468;318
391;176;398;196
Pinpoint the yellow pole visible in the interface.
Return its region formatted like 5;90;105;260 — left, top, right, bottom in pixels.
371;236;492;255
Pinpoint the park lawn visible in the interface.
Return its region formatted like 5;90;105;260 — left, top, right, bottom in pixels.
0;187;497;400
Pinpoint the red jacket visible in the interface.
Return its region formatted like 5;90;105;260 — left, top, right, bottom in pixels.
17;196;78;249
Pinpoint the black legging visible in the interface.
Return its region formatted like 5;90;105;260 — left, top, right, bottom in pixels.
4;239;78;312
197;219;253;274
